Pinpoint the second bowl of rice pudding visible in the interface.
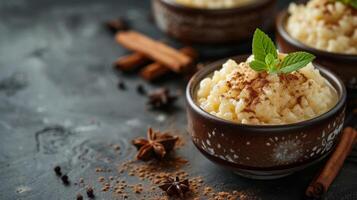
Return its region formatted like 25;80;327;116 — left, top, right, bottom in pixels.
276;0;357;81
186;55;346;179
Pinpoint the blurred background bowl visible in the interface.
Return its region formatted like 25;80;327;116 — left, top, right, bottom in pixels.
152;0;277;44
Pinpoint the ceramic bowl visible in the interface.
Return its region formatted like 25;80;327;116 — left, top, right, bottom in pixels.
151;0;276;44
276;9;357;82
186;55;347;179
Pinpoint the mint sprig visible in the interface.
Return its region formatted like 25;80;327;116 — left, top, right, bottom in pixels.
249;29;315;74
335;0;357;9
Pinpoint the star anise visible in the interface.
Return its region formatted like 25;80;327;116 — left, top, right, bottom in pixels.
132;128;178;161
147;88;178;110
159;177;190;198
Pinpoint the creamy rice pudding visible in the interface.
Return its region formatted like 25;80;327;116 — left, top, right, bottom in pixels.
286;0;357;54
197;55;338;125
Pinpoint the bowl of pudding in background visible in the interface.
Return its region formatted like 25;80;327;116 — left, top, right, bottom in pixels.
276;0;357;82
186;54;346;179
151;0;277;44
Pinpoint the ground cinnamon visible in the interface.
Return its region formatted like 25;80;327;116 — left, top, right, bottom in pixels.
306;127;357;199
116;31;192;72
113;52;149;71
140;47;197;81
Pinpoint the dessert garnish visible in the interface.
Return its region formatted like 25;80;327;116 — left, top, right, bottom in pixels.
159;177;190;198
105;17;129;33
147;88;178;110
249;29;315;74
132;128;178;161
306;127;357;198
335;0;357;8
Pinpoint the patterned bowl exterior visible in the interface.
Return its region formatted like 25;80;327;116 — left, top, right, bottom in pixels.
276;10;357;82
152;0;276;44
186;55;347;179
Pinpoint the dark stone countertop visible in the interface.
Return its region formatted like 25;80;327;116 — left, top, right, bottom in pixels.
0;0;356;199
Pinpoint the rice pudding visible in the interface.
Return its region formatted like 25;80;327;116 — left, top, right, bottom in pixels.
286;0;357;54
196;54;338;125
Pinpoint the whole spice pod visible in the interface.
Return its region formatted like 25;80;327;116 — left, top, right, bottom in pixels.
159;177;190;198
132;128;178;161
147;87;178;110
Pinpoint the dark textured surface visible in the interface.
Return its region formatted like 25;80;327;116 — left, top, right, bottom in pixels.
0;0;356;199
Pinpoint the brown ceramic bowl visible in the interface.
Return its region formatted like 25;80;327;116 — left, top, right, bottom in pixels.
276;9;357;82
152;0;276;44
186;55;346;179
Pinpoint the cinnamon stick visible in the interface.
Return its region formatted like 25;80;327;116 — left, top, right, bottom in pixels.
306;127;357;199
113;53;149;71
140;62;169;81
140;47;197;81
115;31;192;72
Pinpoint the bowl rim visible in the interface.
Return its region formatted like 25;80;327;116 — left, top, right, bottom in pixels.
186;54;347;130
276;9;357;60
157;0;275;14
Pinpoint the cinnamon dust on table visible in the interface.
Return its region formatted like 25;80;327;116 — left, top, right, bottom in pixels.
74;132;255;199
113;157;253;200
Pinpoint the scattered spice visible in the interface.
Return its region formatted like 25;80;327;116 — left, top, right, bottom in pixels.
147;88;178;110
132;128;178;161
131;184;144;193
98;176;105;182
115;151;253;199
105;17;129;33
54;166;61;176
86;187;95;198
159;177;189;198
76;194;83;200
61;175;69;185
136;84;146;95
118;81;126;90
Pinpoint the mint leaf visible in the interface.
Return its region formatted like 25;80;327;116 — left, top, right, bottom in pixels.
265;53;275;66
252;29;278;62
249;60;267;72
248;28;315;74
265;53;280;73
279;52;315;74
